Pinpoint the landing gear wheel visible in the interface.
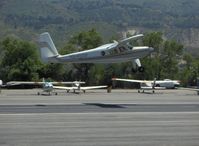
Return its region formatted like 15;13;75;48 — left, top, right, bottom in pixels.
138;67;144;72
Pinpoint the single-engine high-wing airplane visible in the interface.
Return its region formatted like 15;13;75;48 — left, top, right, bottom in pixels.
53;83;107;94
0;80;2;93
6;79;85;95
112;78;180;93
38;80;88;95
6;80;106;95
0;80;2;86
39;32;154;72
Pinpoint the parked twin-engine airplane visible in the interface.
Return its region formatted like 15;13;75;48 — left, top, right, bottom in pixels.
112;78;180;93
39;32;154;72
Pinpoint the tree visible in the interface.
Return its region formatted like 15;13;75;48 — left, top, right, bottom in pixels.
0;37;40;82
62;28;103;83
143;32;163;54
141;32;163;80
160;40;183;79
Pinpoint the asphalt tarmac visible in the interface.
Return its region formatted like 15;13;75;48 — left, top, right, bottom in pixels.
0;89;199;146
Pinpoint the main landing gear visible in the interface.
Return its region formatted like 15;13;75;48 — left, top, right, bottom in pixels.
132;66;145;73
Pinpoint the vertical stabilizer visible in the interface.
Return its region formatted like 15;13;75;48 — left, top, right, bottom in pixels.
39;32;59;63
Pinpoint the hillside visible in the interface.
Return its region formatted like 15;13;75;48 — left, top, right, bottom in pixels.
0;0;199;55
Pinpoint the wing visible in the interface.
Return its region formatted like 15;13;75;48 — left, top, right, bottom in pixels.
112;78;151;83
107;34;144;52
80;86;107;90
6;81;85;86
6;81;44;86
51;81;85;85
141;86;166;90
119;34;144;45
53;86;74;90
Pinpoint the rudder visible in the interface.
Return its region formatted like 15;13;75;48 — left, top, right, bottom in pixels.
39;32;59;62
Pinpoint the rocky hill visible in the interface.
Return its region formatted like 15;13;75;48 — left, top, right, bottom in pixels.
0;0;199;55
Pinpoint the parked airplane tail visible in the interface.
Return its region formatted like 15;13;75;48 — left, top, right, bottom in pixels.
39;32;60;63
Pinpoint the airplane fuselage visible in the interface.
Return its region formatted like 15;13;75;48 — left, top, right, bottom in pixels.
48;43;153;63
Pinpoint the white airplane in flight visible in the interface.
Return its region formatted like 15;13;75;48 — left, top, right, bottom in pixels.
39;32;154;72
112;78;180;93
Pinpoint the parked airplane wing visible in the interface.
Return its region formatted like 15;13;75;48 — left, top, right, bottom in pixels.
112;78;150;83
6;81;85;86
141;86;166;90
53;86;74;90
80;86;107;90
6;81;44;86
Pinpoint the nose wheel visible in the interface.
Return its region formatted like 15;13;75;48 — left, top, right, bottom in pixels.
131;66;145;73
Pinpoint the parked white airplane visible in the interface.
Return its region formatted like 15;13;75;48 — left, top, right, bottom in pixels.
37;80;87;95
112;78;180;93
39;32;154;72
6;80;106;95
0;80;2;93
0;80;2;86
53;83;107;94
39;81;107;94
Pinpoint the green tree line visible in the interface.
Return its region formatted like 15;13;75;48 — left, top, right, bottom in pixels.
0;29;198;87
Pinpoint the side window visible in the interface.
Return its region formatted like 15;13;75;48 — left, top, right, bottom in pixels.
101;51;105;56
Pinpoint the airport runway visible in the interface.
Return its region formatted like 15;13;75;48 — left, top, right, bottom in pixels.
0;103;199;114
0;89;199;146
